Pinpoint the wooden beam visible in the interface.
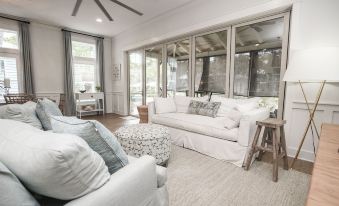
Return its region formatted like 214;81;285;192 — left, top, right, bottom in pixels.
249;27;263;43
215;33;227;50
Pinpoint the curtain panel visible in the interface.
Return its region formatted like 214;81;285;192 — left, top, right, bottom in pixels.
18;22;34;94
63;31;76;116
96;38;105;112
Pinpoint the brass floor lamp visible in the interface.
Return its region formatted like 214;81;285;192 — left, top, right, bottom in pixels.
283;47;339;169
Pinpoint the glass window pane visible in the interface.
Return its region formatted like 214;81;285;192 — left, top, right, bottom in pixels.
0;29;18;49
195;30;227;97
129;51;143;116
0;56;19;101
146;45;162;104
72;41;96;58
166;39;190;97
233;17;284;115
73;63;96;92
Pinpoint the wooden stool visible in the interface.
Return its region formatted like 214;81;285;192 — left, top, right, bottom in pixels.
137;105;148;123
244;118;288;182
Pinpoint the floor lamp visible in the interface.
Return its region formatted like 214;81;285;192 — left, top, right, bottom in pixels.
283;47;339;169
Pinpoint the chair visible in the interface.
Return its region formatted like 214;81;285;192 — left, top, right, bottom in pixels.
4;94;36;104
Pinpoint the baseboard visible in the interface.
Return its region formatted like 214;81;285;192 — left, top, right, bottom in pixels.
287;147;315;163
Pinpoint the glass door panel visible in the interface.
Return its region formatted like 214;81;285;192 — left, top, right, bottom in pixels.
194;30;228;98
166;39;190;97
128;51;143;116
233;17;285;117
145;45;163;104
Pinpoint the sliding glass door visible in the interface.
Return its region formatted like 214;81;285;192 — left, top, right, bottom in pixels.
193;29;230;97
127;12;290;118
231;14;290;118
128;51;143;116
145;45;163;104
166;39;190;97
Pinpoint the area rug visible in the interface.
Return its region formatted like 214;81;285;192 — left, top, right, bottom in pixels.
167;145;310;206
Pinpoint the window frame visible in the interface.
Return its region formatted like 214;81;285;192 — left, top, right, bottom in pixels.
0;19;22;99
71;35;98;93
230;12;290;119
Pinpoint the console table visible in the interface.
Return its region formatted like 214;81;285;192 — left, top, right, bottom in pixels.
75;92;104;118
306;124;339;206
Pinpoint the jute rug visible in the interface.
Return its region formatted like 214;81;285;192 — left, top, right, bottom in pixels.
166;145;310;206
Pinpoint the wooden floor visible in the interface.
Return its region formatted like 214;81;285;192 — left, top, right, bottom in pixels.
85;113;313;175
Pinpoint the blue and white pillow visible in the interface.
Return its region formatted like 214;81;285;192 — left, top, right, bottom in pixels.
36;98;63;130
50;116;129;174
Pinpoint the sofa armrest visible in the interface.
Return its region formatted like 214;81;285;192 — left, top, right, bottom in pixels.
148;102;156;122
66;156;157;206
238;108;270;147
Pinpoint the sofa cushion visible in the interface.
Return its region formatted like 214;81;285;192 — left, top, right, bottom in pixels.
50;116;128;174
0;101;43;130
152;113;238;141
0;119;110;200
187;100;221;118
210;96;260;117
154;97;176;114
174;96;208;113
0;161;40;206
236;101;258;113
36;98;63;130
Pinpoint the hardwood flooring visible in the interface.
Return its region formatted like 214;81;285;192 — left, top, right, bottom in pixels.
85;113;313;174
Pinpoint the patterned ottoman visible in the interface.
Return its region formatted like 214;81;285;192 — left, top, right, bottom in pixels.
114;124;171;165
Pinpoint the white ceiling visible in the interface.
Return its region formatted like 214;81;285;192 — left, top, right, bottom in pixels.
0;0;195;37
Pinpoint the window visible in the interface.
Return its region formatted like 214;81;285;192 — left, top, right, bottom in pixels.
0;24;20;102
194;30;228;97
72;38;98;93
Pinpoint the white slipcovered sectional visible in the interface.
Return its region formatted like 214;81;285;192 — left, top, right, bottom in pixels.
148;96;270;167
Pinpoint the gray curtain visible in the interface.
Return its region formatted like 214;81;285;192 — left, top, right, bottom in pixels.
96;38;105;112
18;22;34;94
63;31;76;116
96;38;105;92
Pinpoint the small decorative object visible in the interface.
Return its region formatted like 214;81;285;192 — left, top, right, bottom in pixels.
79;89;86;93
112;64;121;81
84;83;92;92
95;86;101;92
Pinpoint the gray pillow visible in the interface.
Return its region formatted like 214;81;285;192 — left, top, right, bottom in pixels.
0;161;40;206
0;101;43;130
187;100;221;118
50;116;129;174
36;98;62;130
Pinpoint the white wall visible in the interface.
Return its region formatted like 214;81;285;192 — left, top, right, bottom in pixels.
29;22;114;112
111;0;339;161
284;0;339;161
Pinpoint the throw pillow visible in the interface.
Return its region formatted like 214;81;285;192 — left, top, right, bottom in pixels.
0;161;40;206
36;98;63;130
50;116;128;174
223;110;242;129
154;97;176;114
187;100;221;118
236;101;258;113
0;119;110;200
0;101;43;130
174;96;209;113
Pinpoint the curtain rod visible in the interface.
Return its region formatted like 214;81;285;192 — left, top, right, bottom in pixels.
61;29;104;39
0;14;30;24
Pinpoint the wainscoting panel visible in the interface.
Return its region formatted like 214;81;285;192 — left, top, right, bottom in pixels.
110;91;124;115
285;100;339;162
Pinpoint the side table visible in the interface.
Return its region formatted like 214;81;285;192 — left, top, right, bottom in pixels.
244;118;288;182
137;105;148;123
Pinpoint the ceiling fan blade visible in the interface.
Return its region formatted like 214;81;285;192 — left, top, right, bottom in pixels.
72;0;83;16
94;0;114;21
109;0;143;16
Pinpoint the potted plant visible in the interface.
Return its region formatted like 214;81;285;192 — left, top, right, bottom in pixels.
95;86;101;92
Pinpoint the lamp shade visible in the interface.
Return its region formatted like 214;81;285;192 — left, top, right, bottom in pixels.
283;47;339;82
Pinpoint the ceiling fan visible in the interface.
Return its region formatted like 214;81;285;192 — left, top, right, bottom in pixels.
71;0;143;22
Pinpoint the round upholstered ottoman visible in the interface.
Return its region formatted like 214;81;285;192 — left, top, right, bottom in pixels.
114;124;171;165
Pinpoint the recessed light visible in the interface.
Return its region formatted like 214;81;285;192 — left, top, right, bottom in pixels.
255;43;260;46
96;18;103;23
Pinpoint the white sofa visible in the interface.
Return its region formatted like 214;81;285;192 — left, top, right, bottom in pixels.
148;96;270;167
0;118;168;206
